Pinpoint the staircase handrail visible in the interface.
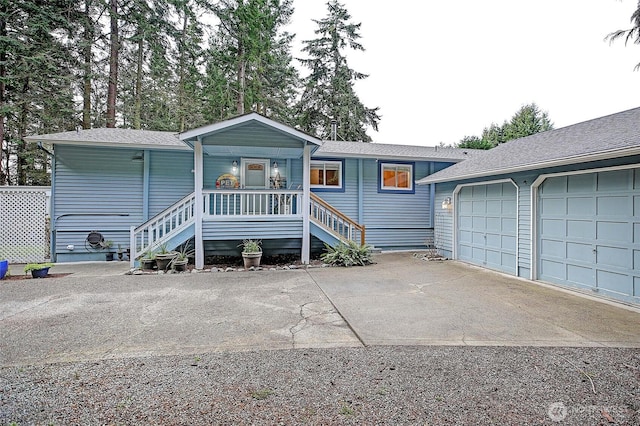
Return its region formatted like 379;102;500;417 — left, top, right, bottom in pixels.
130;192;196;263
310;192;365;245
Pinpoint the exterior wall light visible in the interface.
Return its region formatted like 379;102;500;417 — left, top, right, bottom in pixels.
272;161;278;173
232;160;238;174
442;197;452;210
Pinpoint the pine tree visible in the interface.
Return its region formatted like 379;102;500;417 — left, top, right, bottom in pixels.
209;0;297;120
0;0;78;185
296;0;379;141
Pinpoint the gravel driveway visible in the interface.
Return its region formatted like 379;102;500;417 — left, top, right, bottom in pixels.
1;346;639;425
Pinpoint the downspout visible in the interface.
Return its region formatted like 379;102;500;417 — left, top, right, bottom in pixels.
194;138;204;269
301;143;311;263
429;163;435;228
38;141;56;262
357;159;364;224
49;147;56;262
142;149;150;221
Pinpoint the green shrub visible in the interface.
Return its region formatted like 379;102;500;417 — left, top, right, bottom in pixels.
321;241;373;267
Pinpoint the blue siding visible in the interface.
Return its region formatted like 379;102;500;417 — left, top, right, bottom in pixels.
203;220;303;240
311;159;449;250
53;145;145;260
148;151;193;216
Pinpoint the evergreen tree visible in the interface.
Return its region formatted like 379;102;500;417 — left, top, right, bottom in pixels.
0;0;78;185
208;0;297;121
296;0;379;141
606;1;640;70
457;103;553;150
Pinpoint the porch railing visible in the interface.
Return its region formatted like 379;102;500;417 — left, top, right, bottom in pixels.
130;193;196;263
310;192;365;245
204;189;302;218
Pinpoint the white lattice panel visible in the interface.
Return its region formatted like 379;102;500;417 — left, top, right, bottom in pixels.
0;187;50;263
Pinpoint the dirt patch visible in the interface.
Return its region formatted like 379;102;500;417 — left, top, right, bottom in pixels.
1;273;72;281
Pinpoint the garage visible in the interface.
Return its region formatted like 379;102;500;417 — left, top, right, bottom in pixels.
456;181;518;274
537;167;640;303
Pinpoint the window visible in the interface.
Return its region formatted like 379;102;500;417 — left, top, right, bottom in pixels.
379;162;414;193
310;160;343;190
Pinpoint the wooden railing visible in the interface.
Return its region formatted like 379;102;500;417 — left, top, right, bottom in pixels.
129;190;364;266
204;189;302;218
130;193;196;264
310;192;365;245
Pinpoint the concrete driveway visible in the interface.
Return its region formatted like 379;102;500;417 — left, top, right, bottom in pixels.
1;253;639;367
307;253;640;347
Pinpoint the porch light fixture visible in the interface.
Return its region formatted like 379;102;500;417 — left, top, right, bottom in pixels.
442;197;452;210
232;160;238;174
272;161;278;173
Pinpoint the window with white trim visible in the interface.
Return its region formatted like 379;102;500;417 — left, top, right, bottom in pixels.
310;160;343;189
379;162;414;192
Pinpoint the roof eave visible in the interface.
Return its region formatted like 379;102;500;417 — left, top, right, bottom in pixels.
315;151;468;162
180;113;322;146
25;138;190;151
417;146;640;185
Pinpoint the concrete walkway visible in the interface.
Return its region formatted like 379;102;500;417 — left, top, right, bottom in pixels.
1;254;639;367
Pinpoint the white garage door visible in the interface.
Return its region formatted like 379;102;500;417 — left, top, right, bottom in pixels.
457;182;517;274
538;168;640;304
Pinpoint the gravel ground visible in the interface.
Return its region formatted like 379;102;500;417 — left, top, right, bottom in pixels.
1;346;639;425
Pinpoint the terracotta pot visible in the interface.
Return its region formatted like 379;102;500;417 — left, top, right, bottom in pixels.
140;259;156;270
242;252;262;269
155;253;177;271
172;259;188;272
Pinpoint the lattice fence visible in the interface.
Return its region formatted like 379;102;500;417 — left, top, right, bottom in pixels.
0;186;51;263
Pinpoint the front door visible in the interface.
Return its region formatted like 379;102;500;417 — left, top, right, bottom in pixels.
241;158;269;214
241;158;269;189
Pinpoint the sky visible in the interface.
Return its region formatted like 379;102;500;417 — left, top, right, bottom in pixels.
289;0;640;146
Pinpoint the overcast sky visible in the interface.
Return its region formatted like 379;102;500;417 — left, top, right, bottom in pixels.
289;0;640;146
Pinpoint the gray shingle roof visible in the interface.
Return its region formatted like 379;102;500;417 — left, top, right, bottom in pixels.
418;106;640;184
316;140;479;162
26;128;187;150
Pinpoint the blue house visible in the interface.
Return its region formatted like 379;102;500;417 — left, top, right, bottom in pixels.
27;113;472;269
418;107;640;305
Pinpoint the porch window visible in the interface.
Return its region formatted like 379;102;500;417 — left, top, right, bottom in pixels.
379;162;414;193
311;160;343;190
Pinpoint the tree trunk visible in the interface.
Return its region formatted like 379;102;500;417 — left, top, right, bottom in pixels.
133;34;143;130
106;0;118;128
0;7;6;184
236;54;245;114
177;12;187;132
17;78;29;185
82;0;93;129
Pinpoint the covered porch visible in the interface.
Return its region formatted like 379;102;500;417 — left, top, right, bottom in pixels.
180;113;321;269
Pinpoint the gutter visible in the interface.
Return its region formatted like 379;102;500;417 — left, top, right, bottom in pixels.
417;146;640;185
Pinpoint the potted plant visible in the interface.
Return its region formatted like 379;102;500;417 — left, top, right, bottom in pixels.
0;257;8;280
154;243;177;271
140;252;156;270
100;240;115;261
171;243;194;272
24;262;54;278
239;239;262;269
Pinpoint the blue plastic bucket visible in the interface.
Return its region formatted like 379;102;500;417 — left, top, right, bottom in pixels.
0;260;8;280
